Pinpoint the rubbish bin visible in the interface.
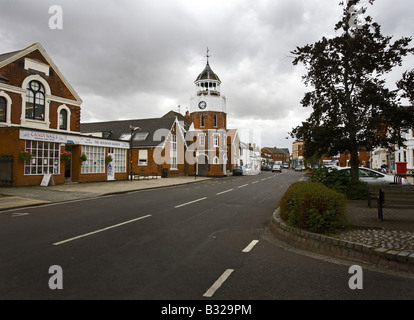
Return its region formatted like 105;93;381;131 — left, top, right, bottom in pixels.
162;168;168;178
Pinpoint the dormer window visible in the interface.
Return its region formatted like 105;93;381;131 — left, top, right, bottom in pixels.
26;80;45;120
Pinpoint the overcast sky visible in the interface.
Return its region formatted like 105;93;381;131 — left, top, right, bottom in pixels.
1;0;413;151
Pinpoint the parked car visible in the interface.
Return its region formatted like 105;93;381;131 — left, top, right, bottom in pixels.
233;166;243;176
283;163;289;169
272;164;282;173
338;167;410;185
294;165;303;172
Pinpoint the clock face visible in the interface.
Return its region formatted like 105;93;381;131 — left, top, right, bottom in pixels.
198;101;207;109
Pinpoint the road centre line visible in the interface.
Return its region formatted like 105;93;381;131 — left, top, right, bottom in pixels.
261;178;267;181
53;214;152;246
203;269;234;298
174;197;207;208
216;189;233;195
242;240;259;253
237;184;248;188
252;180;259;184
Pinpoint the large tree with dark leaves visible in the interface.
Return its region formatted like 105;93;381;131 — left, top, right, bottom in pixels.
290;0;414;181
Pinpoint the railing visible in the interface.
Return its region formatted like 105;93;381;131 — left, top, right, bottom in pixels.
197;90;220;96
394;173;414;184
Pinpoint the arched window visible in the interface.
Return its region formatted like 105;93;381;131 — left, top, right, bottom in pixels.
57;105;71;131
0;97;6;122
26;80;45;120
200;114;205;127
213;114;217;127
59;109;68;130
213;156;219;164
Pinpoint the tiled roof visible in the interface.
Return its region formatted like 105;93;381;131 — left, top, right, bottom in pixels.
162;110;190;130
262;147;287;154
0;50;21;62
81;117;177;147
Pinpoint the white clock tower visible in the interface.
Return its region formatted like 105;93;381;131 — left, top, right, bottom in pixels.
188;49;228;177
189;49;227;130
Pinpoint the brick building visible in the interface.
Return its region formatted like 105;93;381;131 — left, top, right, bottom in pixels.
291;140;305;168
81;112;189;178
186;54;235;177
0;44;241;186
0;43;129;186
320;148;371;168
80;53;240;178
261;147;290;165
292;138;372;169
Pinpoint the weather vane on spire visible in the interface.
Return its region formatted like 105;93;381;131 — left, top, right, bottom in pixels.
206;47;210;64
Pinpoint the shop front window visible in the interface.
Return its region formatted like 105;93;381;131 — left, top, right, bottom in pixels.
24;141;60;175
114;148;127;172
81;146;105;174
108;148;127;173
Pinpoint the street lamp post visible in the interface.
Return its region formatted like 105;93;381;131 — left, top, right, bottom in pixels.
193;136;197;180
129;125;140;181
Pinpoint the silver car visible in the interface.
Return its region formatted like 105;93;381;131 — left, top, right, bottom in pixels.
338;167;410;185
272;164;282;173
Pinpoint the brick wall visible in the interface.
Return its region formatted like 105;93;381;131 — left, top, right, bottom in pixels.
0;48;81;132
0;127;65;186
190;111;227;130
0;49;76;100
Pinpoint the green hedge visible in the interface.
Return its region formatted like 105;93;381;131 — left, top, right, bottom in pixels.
309;167;366;200
279;181;347;234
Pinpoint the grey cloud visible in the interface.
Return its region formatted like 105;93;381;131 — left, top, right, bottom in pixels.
1;0;413;150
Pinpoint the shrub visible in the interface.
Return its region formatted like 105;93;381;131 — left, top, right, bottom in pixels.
279;181;347;234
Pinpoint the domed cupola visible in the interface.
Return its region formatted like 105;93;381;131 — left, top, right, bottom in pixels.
194;49;222;97
189;48;226;125
195;61;221;82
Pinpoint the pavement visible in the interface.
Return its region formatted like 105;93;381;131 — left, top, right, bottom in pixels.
340;199;414;253
1;175;413;255
0;176;211;210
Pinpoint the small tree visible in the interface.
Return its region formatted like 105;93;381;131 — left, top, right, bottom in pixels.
290;0;414;181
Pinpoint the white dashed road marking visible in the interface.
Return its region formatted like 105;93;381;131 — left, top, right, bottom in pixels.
203;269;234;298
242;240;259;253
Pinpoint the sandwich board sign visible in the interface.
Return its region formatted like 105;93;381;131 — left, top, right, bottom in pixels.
40;174;55;186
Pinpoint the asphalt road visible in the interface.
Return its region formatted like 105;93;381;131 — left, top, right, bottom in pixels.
1;170;414;303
